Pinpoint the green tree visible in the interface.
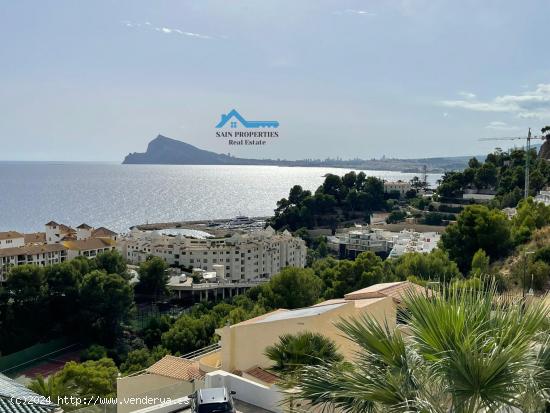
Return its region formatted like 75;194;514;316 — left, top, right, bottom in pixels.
470;248;490;278
440;205;511;273
296;286;550;413
142;315;172;348
95;250;127;276
79;270;134;345
5;265;46;304
315;252;391;299
268;267;322;309
391;249;461;283
30;358;118;410
80;344;108;361
120;348;154;374
44;262;81;331
135;256;169;300
161;314;218;354
511;197;550;245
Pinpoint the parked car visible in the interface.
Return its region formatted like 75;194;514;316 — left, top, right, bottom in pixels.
190;387;236;413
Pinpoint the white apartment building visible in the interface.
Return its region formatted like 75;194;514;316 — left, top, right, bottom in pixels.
0;244;68;282
383;181;412;197
386;230;440;258
118;227;307;282
330;227;391;259
329;225;440;259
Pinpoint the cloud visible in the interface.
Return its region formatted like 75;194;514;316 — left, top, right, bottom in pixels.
123;21;214;40
443;112;449;117
334;9;376;16
485;121;520;131
458;91;476;99
440;84;550;119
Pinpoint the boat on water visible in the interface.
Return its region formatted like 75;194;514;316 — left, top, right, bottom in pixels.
228;215;255;226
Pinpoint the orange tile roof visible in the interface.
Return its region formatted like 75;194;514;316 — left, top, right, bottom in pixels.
244;366;279;385
146;355;204;381
62;238;115;251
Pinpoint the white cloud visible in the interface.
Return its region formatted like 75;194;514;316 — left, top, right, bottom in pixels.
440;83;550;119
458;91;476;99
123;21;214;40
334;9;376;16
485;121;520;131
443;112;449;117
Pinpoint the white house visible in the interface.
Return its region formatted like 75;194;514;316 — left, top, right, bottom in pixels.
0;231;25;249
384;181;412;197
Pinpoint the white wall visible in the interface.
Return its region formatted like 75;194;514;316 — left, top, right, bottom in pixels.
205;371;283;413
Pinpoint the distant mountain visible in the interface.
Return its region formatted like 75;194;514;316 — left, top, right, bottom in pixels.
123;135;482;172
123;135;236;165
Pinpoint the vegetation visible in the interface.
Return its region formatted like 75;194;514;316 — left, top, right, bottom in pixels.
437;147;550;206
265;332;343;374
510;197;550;245
295;285;550;413
29;358;118;411
269;172;387;231
134;256;169;300
440;204;512;273
0;252;134;355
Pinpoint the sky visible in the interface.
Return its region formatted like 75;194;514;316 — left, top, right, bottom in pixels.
1;0;550;162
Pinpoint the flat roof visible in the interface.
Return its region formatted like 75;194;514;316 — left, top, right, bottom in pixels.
256;302;346;324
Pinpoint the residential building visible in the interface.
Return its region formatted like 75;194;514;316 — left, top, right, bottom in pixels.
330;227;390;259
386;229;440;258
118;227;306;283
62;238;116;260
329;226;440;259
0;244;68;282
0;232;25;249
383;180;412;197
0;221;117;282
116;281;425;413
45;221;76;244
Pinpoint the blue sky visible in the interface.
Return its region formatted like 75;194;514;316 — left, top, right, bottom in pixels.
1;0;550;161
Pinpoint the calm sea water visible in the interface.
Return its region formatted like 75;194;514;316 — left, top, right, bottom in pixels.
0;163;441;233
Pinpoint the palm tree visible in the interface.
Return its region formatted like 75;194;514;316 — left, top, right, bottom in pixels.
265;331;343;374
265;332;344;413
28;374;69;403
296;286;550;413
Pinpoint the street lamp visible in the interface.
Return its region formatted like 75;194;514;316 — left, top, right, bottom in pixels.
522;250;535;297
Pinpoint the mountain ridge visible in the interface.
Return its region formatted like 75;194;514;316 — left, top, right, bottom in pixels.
123;135;485;172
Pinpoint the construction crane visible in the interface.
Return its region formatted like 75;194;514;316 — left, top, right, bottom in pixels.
479;128;546;199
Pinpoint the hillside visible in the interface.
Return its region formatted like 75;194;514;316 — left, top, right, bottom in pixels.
123;135;480;172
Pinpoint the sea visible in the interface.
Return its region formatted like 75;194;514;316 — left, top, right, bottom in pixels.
0;162;441;233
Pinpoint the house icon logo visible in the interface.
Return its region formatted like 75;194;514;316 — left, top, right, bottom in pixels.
216;109;279;129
